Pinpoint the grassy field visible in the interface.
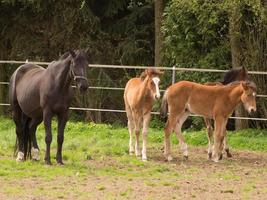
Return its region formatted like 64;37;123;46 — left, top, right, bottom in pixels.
0;117;266;200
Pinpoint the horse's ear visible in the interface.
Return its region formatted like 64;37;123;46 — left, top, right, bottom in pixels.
158;70;164;75
146;69;154;76
140;70;148;80
241;66;247;73
69;50;76;58
84;47;89;54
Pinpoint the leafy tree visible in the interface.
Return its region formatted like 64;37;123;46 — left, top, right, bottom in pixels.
162;0;267;129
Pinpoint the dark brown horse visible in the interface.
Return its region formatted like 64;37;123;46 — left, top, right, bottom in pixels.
204;67;248;159
9;50;88;165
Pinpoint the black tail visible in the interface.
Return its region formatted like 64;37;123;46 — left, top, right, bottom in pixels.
22;116;31;159
10;67;32;160
13;115;31;160
160;90;168;121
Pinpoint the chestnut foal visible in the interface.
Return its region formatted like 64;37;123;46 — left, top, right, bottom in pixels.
161;81;257;162
124;69;163;161
204;66;248;159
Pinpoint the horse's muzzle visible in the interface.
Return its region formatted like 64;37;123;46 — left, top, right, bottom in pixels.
77;81;88;92
154;94;161;100
248;107;256;113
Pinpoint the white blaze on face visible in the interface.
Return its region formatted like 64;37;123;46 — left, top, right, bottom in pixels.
152;77;160;99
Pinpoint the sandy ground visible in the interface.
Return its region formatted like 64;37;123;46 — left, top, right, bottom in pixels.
0;147;266;200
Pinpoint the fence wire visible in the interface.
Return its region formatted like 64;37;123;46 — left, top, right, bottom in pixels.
0;60;267;121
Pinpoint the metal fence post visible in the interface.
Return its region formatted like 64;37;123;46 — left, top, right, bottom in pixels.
172;65;176;84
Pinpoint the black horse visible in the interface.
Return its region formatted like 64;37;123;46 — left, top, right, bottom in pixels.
9;50;88;165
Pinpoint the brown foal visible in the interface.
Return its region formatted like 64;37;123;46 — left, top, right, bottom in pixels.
204;67;248;159
124;69;163;161
161;80;257;162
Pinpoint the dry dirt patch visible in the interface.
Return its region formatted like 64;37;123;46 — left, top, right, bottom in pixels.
0;146;266;200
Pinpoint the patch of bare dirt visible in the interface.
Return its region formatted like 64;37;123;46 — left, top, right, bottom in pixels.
0;146;266;200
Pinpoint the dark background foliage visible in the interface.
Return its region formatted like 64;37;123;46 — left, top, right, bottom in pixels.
0;0;266;129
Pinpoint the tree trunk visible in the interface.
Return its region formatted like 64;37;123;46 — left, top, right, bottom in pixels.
0;67;4;114
229;1;249;130
155;0;164;67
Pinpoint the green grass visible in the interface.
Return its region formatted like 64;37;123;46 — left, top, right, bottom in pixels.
0;117;266;199
0;117;266;161
0;116;266;179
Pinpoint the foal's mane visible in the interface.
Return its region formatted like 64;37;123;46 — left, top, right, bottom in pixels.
226;80;257;91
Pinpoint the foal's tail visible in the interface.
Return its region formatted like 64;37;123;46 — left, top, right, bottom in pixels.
160;90;168;120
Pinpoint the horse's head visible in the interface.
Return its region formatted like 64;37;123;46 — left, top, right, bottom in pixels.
241;81;257;113
69;50;89;92
141;68;163;100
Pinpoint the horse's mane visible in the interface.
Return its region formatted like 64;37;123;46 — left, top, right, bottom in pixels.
58;50;87;61
226;81;242;86
47;50;87;70
59;52;70;60
226;80;257;91
221;66;248;85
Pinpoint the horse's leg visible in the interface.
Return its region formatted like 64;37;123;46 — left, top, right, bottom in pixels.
141;113;151;161
223;135;232;157
204;118;214;159
212;117;226;162
164;113;178;162
222;120;232;158
174;111;189;159
43;108;53;165
126;106;134;155
133;113;141;157
56;112;68;165
12;107;25;161
28;118;42;161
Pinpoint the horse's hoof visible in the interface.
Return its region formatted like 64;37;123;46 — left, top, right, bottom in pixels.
142;156;147;162
167;155;173;162
57;162;64;166
129;151;134;156
208;153;212;160
183;155;188;160
225;149;233;158
45;160;52;165
227;153;233;158
212;157;220;163
135;152;141;157
16;151;24;162
31;148;40;161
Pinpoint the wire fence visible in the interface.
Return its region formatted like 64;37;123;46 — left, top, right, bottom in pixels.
0;60;267;121
0;103;266;121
